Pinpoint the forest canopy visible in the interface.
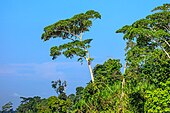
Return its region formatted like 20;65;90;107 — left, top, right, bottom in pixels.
1;3;169;113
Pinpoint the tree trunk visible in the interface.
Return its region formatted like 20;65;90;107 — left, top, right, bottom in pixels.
79;33;94;82
119;63;126;113
87;62;94;83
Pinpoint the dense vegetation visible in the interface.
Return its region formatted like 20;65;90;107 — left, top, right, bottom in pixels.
1;4;169;113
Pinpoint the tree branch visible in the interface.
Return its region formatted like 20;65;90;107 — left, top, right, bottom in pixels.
152;39;170;59
55;29;80;40
163;39;170;47
162;25;170;33
161;46;170;59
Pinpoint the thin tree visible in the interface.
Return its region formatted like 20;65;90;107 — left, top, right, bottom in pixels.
41;10;101;82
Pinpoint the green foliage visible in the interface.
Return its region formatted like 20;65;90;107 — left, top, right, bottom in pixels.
74;87;84;102
41;10;101;82
117;3;170;113
36;99;50;113
79;81;129;113
41;10;101;63
52;80;66;94
16;96;72;113
93;59;122;77
72;59;132;113
47;96;72;113
152;3;170;11
142;50;170;85
116;3;170;57
145;79;170;113
16;96;42;113
50;39;93;61
1;102;14;113
12;4;170;113
36;96;72;113
116;3;170;87
52;80;67;100
41;10;101;41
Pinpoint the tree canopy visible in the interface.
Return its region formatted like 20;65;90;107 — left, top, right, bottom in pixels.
41;10;101;82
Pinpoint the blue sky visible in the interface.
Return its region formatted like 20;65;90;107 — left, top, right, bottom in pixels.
0;0;169;109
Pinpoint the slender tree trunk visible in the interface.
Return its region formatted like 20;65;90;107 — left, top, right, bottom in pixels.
86;53;94;83
79;33;94;83
85;56;94;83
119;63;126;113
87;61;94;82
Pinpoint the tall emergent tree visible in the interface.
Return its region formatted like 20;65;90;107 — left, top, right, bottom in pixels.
116;3;170;82
116;3;170;112
116;3;170;60
41;10;101;82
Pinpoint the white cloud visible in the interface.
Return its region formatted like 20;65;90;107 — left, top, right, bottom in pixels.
13;93;24;98
0;61;85;79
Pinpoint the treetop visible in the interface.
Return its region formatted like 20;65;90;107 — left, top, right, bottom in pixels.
41;10;101;41
151;3;170;12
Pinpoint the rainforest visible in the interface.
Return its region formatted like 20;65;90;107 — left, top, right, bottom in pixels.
0;3;170;113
